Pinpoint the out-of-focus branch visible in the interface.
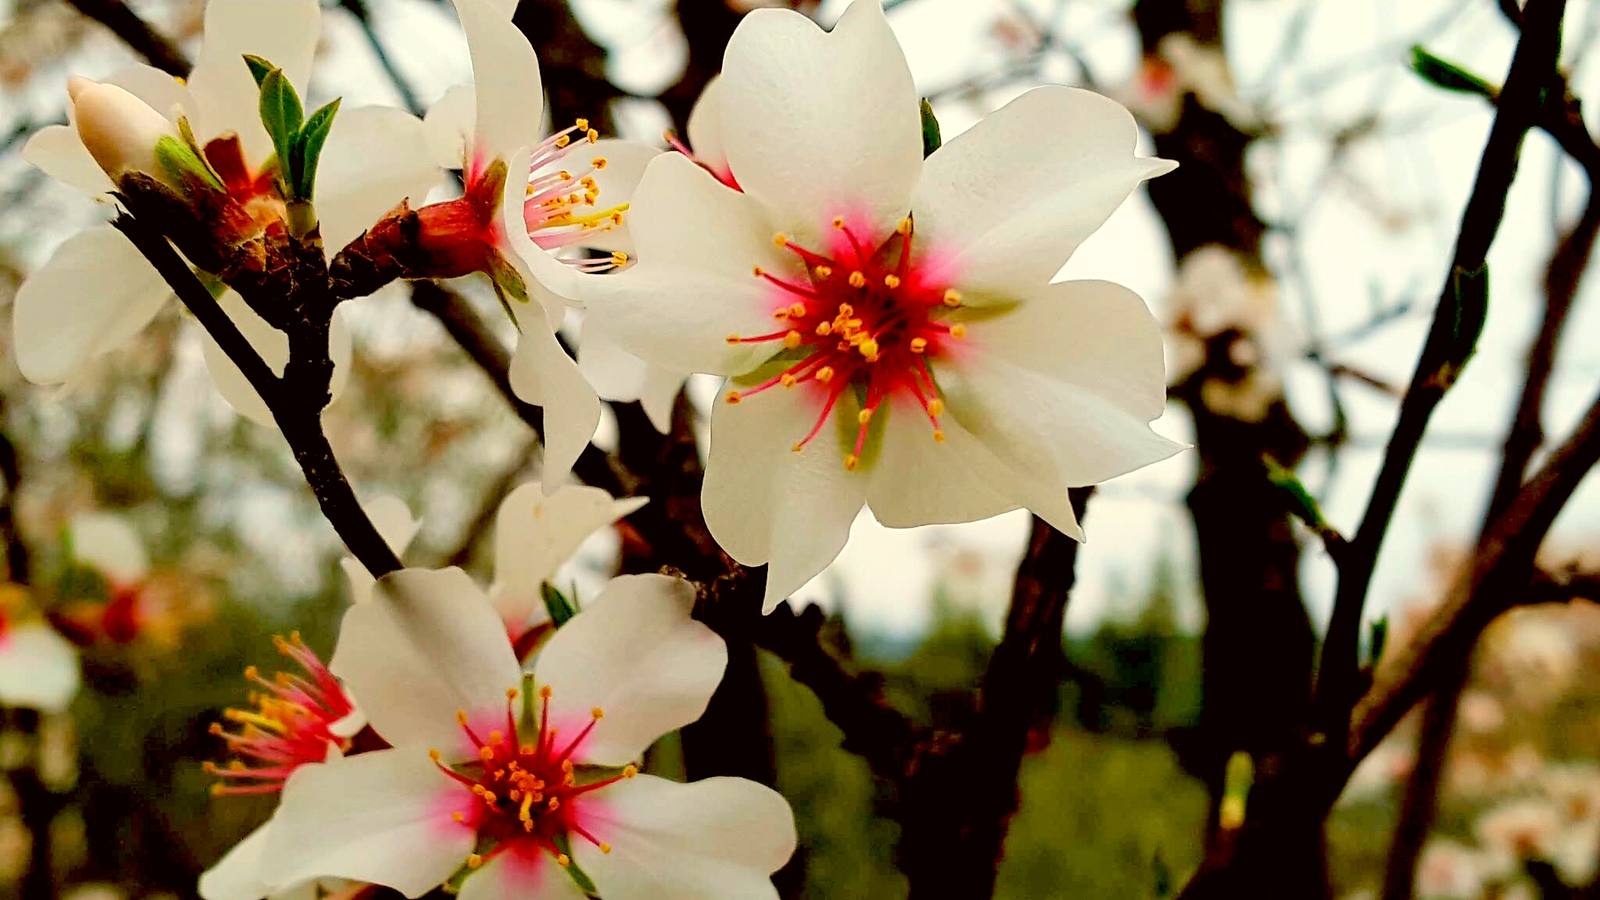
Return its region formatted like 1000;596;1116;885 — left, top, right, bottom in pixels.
337;0;423;116
0;398;28;584
112;211;402;579
1313;0;1566;736
62;0;189;76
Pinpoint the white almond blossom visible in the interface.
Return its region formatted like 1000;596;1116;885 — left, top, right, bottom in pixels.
16;0;438;426
586;0;1183;610
0;584;80;714
415;0;658;486
255;569;795;899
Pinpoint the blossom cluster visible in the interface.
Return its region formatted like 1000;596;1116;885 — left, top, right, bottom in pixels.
14;0;1182;894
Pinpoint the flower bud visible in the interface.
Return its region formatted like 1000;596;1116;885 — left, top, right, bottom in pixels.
70;78;177;182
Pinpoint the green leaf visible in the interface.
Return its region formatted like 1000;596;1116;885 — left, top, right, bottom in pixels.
242;54;276;88
256;66;304;192
1263;454;1343;551
920;98;942;158
542;582;578;627
1410;46;1498;99
290;97;341;200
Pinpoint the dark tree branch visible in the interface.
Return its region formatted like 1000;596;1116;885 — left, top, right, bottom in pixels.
112;212;401;579
1314;0;1566;738
0;397;29;584
338;0;423;116
62;0;190;76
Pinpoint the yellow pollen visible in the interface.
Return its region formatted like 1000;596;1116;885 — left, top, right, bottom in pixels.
591;707;605;720
467;854;484;869
557;854;572;868
726;391;743;405
586;128;599;143
623;764;639;778
600;843;613;854
815;265;833;279
789;302;806;317
243;665;259;680
950;324;967;339
456;710;469;725
429;749;442;761
817;366;835;383
884;274;902;289
943;289;963;308
548;797;560;811
780;374;797;388
843;455;859;471
611;251;629;266
848;271;866;288
752;266;765;278
927;398;944;417
896;217;913;235
857;408;873;426
784;330;803;349
933;430;946;443
575;118;590;130
725;334;742;344
791;442;805;453
479;747;495;762
520;791;535;821
831;216;846;229
910;337;928;353
539;686;553;700
554;134;571;148
838;303;854;317
858;339;880;359
816;322;832;336
452;812;465;823
774;308;791;320
592;156;608;170
772;232;789;247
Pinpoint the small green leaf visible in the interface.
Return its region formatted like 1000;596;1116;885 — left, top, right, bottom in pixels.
1263;455;1344;552
920;98;942;158
256;66;304;192
242;54;276;88
542;582;577;627
154;134;224;192
1410;46;1498;99
290;97;341;200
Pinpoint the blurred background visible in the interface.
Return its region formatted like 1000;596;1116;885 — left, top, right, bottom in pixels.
3;0;1600;897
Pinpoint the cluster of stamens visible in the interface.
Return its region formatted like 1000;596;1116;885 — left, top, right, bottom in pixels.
433;686;634;871
524;119;630;273
724;216;964;470
205;633;354;795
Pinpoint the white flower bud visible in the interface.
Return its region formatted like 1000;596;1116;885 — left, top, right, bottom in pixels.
70;79;176;181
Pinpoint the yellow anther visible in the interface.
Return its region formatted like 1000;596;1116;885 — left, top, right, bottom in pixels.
774;308;791;320
817;366;835;383
479;746;496;762
933;430;946;443
896;217;913;235
848;271;866;288
784;330;803;349
600;843;613;855
791;442;805;453
814;265;833;279
838;303;854;317
456;710;469;725
752;265;765;278
943;289;963;307
554;134;571;148
557;854;572;868
575;118;590;130
831;216;846;229
726;391;743;405
816;322;832;337
623;764;639;778
452;812;465;823
843;455;859;471
950;324;967;339
429;749;443;761
857;408;874;426
884;274;902;289
467;854;484;869
611;251;629;266
586;128;599;142
780;374;798;388
910;337;928;353
927;398;944;417
725;334;743;345
548;797;561;811
592;156;608;170
506;687;519;701
858;339;880;359
539;686;553;700
591;707;605;720
772;232;789;248
789;302;806;317
520;792;535;821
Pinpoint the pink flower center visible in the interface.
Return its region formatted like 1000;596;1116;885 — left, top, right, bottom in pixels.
434;686;631;871
522;120;630;273
205;633;355;795
723;216;965;470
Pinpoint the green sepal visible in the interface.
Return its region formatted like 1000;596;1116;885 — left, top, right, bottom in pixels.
552;830;600;895
154;134;224;194
541;582;578;627
486;251;531;327
291;98;341;200
919;98;942;158
1410;46;1498;100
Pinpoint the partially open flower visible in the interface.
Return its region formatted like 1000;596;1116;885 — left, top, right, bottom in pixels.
68;76;179;184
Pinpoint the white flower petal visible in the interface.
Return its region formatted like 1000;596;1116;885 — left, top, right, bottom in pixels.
186;0;321;162
316;106;441;260
533;574;724;766
685;75;729;178
555;138;659;255
702;380;867;612
913;86;1174;298
106;63;194;123
266;750;475;898
489;482;647;627
0;624;79;714
582;153;791;377
198;821;274;900
13;226;170;384
571;775;796;900
719;0;922;238
423;84;477;170
454;0;544;163
506;311;601;489
330;567;521;752
21;125;111;194
943;280;1183;492
200;295;352;427
70;511;149;582
456;842;587;900
863;407;1018;528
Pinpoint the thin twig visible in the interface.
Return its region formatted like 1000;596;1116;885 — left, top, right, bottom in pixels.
62;0;189;76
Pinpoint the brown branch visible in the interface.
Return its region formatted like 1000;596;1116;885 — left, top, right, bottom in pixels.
0;397;28;584
62;0;189;76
